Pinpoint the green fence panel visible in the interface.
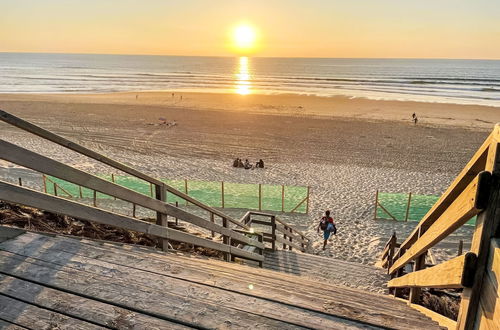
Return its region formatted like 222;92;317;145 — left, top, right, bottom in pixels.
44;175;308;213
261;184;283;212
165;180;188;205
184;180;222;207
223;182;259;209
284;186;307;213
377;192;476;225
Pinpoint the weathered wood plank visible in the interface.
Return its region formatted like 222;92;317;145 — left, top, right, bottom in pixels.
0;294;103;329
0;141;259;247
0;320;25;330
0;249;352;330
274;234;304;251
458;144;500;330
389;176;480;274
40;235;434;326
0;181;262;262
0;274;189;329
388;254;469;289
476;271;500;329
407;302;457;330
1;233;440;329
0;226;25;243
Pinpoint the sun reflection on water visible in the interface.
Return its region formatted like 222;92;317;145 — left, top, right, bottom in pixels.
235;56;251;95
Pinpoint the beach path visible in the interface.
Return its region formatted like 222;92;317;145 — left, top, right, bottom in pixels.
0;227;442;329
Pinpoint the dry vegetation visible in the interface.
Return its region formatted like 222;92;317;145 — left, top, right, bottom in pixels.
0;201;224;258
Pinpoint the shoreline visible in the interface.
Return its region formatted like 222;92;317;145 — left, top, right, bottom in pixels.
1;91;499;130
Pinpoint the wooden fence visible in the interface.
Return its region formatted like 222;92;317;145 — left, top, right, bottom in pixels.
239;211;309;252
380;124;500;329
0;109;303;266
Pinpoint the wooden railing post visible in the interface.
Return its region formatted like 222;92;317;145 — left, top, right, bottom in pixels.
258;233;264;267
155;184;168;251
258;184;262;211
306;186;310;214
283;225;287;249
93;189;96;206
288;227;293;251
221;181;225;208
184;179;188;206
210;212;215;238
175;201;179;225
42;174;47;193
18;177;22;186
408;227;426;304
111;174;116;200
405;192;412;222
281;185;284;212
458;240;464;256
271;216;276;251
53;183;58;196
457;145;500;330
222;217;231;262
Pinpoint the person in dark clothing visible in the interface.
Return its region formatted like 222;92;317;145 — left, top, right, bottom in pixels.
317;210;336;250
233;158;239;167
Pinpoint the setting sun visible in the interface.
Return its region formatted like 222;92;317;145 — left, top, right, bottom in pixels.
232;24;257;54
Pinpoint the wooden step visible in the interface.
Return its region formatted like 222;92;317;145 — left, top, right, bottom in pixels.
0;229;443;329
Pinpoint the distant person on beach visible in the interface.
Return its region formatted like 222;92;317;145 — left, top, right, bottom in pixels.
317;210;336;250
412;112;416;119
233;158;240;167
244;159;252;169
172;93;174;98
414;116;418;125
238;159;244;168
255;159;264;168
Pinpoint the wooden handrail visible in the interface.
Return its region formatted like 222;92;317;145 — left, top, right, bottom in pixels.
388;253;476;289
0;109;248;231
250;211;308;240
389;174;483;274
243;211;308;251
0;181;264;262
0;140;261;249
398;130;495;254
382;124;500;329
0;109;164;186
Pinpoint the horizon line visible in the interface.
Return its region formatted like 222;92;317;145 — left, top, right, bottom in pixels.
1;51;499;61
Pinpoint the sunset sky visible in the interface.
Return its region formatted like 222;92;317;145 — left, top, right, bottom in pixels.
1;0;499;59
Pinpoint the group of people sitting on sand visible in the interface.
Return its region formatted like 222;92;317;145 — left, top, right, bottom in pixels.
232;158;265;169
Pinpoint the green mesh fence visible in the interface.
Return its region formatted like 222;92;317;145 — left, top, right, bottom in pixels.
45;175;308;213
376;192;476;225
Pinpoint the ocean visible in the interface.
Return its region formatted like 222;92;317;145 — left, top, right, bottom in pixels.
1;52;500;106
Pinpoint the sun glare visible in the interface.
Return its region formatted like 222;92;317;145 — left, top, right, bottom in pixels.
233;24;256;52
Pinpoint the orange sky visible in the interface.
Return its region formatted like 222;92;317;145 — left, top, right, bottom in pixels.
1;0;499;59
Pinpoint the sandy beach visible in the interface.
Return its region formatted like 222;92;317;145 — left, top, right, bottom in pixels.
1;92;499;274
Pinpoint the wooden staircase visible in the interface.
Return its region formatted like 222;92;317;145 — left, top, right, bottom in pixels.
0;227;442;329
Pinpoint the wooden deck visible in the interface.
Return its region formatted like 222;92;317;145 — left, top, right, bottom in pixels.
263;250;389;293
0;227;442;329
